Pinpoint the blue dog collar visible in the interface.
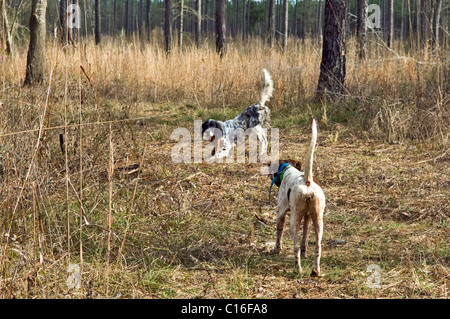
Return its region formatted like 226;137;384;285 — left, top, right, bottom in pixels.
269;163;291;205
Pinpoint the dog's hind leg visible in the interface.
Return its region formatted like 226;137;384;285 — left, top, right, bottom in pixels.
290;211;304;274
310;212;323;277
271;207;288;254
301;215;311;258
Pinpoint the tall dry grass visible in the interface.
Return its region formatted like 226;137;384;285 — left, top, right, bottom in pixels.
2;32;448;143
0;32;448;298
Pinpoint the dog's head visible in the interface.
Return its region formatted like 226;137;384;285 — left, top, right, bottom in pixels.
201;120;223;140
201;119;224;156
267;159;322;187
267;159;301;182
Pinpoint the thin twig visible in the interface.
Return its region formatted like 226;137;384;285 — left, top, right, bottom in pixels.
106;123;114;297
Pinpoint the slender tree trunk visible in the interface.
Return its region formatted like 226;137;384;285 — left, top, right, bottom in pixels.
165;0;172;55
386;0;393;48
131;0;135;33
195;0;201;47
276;0;281;42
345;0;350;39
138;0;143;37
242;0;246;40
1;0;13;55
146;0;151;41
215;0;226;57
420;0;429;47
113;0;116;34
282;0;288;52
433;0;442;48
24;0;47;86
302;0;306;42
294;0;298;37
400;0;404;43
408;0;414;47
210;0;215;33
316;0;323;44
268;0;275;48
416;0;421;46
59;0;67;43
246;0;250;37
125;0;130;36
203;0;208;33
232;0;237;38
317;0;347;100
95;0;101;44
179;0;183;48
356;0;368;59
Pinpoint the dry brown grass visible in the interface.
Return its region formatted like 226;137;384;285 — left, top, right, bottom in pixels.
0;33;448;298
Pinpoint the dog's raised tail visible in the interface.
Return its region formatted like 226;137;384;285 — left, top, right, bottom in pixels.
259;69;274;107
304;119;318;187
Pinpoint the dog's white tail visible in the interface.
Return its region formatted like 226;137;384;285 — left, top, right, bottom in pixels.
304;119;317;186
259;69;274;107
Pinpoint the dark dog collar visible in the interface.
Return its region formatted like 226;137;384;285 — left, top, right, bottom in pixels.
269;163;292;205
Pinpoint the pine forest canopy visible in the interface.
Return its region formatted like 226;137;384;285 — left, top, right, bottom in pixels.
2;0;448;48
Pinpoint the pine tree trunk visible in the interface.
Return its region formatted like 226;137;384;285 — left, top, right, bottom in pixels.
400;0;404;43
203;0;208;33
242;0;246;40
1;0;13;55
276;0;281;42
420;0;428;46
282;0;288;52
345;0;350;39
301;0;306;42
215;0;226;57
24;0;47;86
165;0;172;55
386;0;393;48
113;0;116;34
146;0;151;41
195;0;201;47
268;0;275;48
138;0;143;36
179;0;183;48
95;0;101;44
433;0;442;48
246;0;250;37
316;0;323;44
356;0;367;59
232;0;237;38
59;0;67;43
125;0;130;36
294;0;298;37
317;0;347;100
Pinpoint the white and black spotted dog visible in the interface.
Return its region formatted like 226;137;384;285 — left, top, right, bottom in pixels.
201;69;274;159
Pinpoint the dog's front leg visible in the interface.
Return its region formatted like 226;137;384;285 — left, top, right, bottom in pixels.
258;129;268;157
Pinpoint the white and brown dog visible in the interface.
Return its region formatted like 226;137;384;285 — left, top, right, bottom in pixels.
268;120;325;276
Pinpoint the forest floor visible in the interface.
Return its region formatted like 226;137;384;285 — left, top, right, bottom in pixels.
3;100;448;299
1;36;449;298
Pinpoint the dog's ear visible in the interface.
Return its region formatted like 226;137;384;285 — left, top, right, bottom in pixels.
280;159;301;171
289;160;302;171
201;120;209;135
267;160;279;176
202;119;223;135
